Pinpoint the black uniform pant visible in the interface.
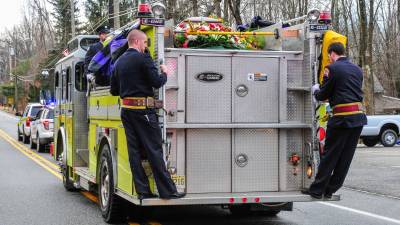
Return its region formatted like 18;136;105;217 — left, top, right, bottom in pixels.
121;108;177;198
309;126;363;196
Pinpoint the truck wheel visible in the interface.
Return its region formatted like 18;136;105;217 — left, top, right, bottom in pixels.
229;203;283;216
99;144;125;223
229;204;252;216
62;165;77;191
380;129;398;147
363;138;378;147
17;127;22;141
60;140;76;192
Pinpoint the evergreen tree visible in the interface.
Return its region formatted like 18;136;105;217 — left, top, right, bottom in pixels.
84;0;108;33
84;0;134;34
48;0;79;48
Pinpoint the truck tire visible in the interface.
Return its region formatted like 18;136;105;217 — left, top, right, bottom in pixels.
363;138;378;147
229;204;252;216
380;129;398;147
99;144;125;223
59;139;76;192
229;204;281;216
62;165;77;191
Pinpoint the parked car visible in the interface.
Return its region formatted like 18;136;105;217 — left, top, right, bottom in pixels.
17;103;43;144
29;107;54;152
361;115;400;147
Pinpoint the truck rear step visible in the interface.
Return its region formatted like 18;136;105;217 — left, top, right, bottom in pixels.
115;190;340;206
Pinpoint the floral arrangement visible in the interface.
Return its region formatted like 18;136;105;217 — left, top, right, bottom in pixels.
174;19;265;50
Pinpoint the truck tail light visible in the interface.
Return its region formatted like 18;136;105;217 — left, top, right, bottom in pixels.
289;153;301;166
318;11;332;24
26;117;31;127
137;2;152;17
43;120;50;130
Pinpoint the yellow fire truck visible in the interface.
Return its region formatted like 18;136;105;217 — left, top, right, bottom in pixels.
53;2;345;223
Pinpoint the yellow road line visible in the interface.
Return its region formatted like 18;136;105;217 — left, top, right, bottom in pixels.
81;191;99;204
0;128;162;225
148;221;162;225
0;129;59;171
0;131;62;180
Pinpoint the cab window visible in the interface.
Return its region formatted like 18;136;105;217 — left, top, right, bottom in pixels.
80;38;99;51
55;72;59;88
75;62;87;92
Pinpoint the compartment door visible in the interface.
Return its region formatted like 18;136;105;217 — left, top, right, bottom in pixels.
186;56;231;123
233;129;279;192
232;57;280;123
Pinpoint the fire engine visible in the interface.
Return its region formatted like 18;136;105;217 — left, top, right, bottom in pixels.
53;2;345;223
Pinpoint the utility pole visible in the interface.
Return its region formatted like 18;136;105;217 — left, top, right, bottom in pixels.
113;0;120;29
253;0;256;17
71;0;76;37
10;47;17;111
109;0;114;28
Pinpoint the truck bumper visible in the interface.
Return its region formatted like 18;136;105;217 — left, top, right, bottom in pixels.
115;190;340;206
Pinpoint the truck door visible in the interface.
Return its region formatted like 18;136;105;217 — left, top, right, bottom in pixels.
232;56;280;192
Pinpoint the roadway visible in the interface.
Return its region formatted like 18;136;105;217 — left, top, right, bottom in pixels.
0;110;399;225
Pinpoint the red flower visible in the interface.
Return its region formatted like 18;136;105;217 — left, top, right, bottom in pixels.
178;23;185;28
209;23;216;30
183;40;189;48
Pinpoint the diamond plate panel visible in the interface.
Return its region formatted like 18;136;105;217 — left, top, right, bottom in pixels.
186;129;231;193
232;57;279;123
165;57;178;87
186;56;231;123
287;60;303;87
304;92;312;124
285;129;303;190
166;129;177;168
287;91;304;122
166;89;177;122
233;129;278;192
73;92;89;167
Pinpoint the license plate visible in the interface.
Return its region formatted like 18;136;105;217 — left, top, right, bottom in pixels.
309;24;328;31
141;18;165;26
171;175;185;188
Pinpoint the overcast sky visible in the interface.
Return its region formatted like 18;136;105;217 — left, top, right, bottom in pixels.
0;0;24;32
0;0;86;33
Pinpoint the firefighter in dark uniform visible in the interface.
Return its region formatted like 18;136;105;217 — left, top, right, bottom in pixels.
84;25;110;86
110;29;185;200
302;42;367;199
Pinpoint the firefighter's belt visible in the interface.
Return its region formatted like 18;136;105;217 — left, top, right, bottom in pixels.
122;97;163;109
332;102;363;116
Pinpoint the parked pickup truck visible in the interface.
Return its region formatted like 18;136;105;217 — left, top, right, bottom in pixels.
361;115;400;147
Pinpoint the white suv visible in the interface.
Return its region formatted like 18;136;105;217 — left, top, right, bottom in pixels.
29;107;54;152
17;103;43;144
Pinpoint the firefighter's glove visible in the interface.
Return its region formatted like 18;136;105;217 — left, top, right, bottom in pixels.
87;73;95;83
311;84;320;95
311;84;320;104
